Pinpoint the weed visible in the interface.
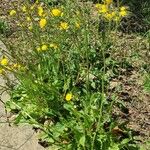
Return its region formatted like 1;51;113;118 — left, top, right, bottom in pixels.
0;0;147;149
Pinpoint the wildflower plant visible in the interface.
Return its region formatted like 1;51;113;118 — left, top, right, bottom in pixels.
1;0;140;150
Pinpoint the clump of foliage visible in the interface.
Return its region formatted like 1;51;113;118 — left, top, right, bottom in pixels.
0;19;10;36
0;0;144;149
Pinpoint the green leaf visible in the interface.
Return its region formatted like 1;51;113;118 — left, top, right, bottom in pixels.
14;113;23;124
109;144;119;150
121;138;130;145
63;103;74;111
63;77;71;92
79;135;85;147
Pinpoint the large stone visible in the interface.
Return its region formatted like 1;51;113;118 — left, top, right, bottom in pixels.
0;41;46;150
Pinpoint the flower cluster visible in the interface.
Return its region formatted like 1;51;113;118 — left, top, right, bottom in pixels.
36;43;58;52
9;2;81;31
95;0;128;21
0;56;24;74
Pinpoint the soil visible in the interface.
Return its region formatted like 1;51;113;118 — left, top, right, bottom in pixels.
109;33;150;147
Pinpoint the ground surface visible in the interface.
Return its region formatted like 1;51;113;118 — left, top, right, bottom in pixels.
0;41;46;150
110;33;150;146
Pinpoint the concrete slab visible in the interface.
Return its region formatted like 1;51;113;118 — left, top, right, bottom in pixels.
0;41;46;150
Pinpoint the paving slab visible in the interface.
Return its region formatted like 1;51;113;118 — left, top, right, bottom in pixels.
0;41;46;150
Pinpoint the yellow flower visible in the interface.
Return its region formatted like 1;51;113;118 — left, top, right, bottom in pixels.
28;24;33;30
0;68;4;74
59;22;69;30
35;0;39;3
99;4;108;13
38;6;44;16
50;43;58;49
119;10;127;17
120;6;126;11
105;13;113;20
41;44;48;51
9;10;16;16
65;93;73;101
27;16;31;21
51;8;62;17
36;47;41;51
111;11;116;17
12;63;18;69
95;4;102;9
1;57;8;66
114;16;120;22
11;63;21;70
39;18;47;28
30;5;35;10
75;22;80;28
17;23;24;27
22;6;27;12
104;0;113;5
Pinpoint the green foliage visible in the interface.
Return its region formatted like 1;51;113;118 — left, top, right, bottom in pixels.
1;0;145;149
144;74;150;92
0;19;10;35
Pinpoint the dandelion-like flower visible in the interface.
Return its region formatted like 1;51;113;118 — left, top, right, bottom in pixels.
95;4;102;9
0;68;4;74
0;57;8;66
28;24;33;30
59;22;69;30
10;10;16;16
41;44;48;51
97;4;108;13
51;8;62;17
22;6;27;12
11;63;22;70
38;6;44;16
36;47;41;51
65;93;73;101
50;43;58;49
105;13;113;20
119;10;127;17
39;18;47;28
120;6;126;11
27;17;31;22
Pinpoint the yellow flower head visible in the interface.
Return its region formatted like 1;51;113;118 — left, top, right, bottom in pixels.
39;18;47;28
50;43;58;49
22;6;27;12
41;44;48;51
28;24;33;30
119;10;127;17
65;93;73;101
1;57;8;66
27;16;31;22
95;4;102;9
9;10;16;16
59;22;69;30
36;47;41;51
38;6;44;16
98;4;108;13
51;8;62;17
120;6;126;11
11;63;21;70
30;5;35;10
105;13;113;20
114;16;120;22
0;68;4;74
